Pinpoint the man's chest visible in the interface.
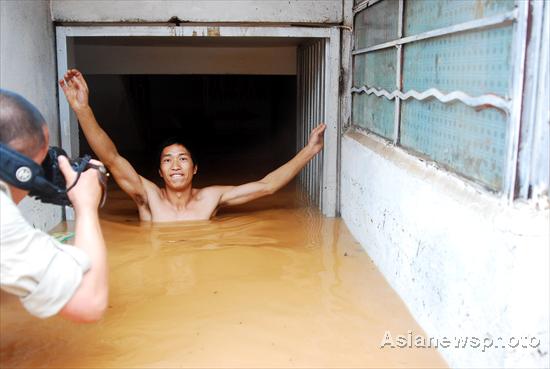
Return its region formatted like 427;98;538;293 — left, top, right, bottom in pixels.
148;196;218;222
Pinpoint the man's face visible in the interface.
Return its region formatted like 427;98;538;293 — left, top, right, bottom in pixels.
158;143;197;190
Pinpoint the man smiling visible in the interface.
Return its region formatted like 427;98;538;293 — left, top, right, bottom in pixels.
60;69;326;222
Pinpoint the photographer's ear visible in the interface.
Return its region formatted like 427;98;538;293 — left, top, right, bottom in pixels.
58;155;76;186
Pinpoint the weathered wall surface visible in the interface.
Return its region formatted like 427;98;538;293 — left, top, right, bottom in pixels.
0;0;62;230
51;0;343;23
341;131;549;368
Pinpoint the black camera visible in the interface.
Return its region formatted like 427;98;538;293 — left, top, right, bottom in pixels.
0;144;108;207
32;147;108;206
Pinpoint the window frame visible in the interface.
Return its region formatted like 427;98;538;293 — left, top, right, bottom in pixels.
350;0;540;201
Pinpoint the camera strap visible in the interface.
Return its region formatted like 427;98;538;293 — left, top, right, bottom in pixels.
64;156;108;208
85;162;109;208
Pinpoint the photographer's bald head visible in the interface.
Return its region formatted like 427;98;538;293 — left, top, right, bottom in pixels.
0;89;48;152
0;90;51;203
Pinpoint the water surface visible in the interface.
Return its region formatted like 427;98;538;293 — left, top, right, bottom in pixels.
0;187;446;368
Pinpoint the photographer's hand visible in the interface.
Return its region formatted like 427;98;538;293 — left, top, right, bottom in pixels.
57;156;108;323
58;156;103;211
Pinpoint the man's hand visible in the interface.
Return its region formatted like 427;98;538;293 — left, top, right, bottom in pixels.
59;69;90;113
58;156;104;213
306;123;327;155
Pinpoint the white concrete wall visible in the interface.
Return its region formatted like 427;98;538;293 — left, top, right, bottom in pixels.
0;1;62;230
74;43;296;75
51;0;342;23
341;130;550;368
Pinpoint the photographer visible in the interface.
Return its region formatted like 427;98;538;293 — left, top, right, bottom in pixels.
0;89;108;322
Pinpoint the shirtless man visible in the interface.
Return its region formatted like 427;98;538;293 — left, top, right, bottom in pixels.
60;69;326;222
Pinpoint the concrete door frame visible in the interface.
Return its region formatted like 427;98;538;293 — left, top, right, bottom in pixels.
55;25;340;217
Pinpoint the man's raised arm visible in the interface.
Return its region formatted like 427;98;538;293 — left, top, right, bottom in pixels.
216;123;326;207
60;70;150;210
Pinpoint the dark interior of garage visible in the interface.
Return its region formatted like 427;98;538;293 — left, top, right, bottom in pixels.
82;75;297;190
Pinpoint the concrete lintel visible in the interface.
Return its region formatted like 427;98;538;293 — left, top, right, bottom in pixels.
51;0;343;24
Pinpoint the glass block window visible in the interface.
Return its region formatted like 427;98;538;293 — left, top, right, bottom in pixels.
353;49;396;137
354;0;399;49
351;0;521;193
404;0;515;36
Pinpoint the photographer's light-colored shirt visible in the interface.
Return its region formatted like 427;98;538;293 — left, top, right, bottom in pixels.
0;180;91;318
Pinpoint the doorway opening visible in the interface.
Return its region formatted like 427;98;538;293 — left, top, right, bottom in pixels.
56;26;339;216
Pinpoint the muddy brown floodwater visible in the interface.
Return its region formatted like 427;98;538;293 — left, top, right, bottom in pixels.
1;186;447;368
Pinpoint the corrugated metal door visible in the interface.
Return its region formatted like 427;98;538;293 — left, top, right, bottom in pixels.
297;40;326;208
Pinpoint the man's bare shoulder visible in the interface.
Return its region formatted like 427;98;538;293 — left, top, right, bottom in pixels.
192;186;227;201
191;186;231;217
139;176;162;194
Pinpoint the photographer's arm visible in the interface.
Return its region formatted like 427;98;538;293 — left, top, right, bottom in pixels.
57;156;108;322
59;70;150;211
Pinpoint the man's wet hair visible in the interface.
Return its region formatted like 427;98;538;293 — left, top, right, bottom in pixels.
0;89;46;157
156;137;196;167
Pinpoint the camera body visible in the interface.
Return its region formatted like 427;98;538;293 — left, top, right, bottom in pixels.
29;147;97;206
0;143;107;207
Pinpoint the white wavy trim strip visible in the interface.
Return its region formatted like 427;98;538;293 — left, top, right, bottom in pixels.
351;86;511;113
